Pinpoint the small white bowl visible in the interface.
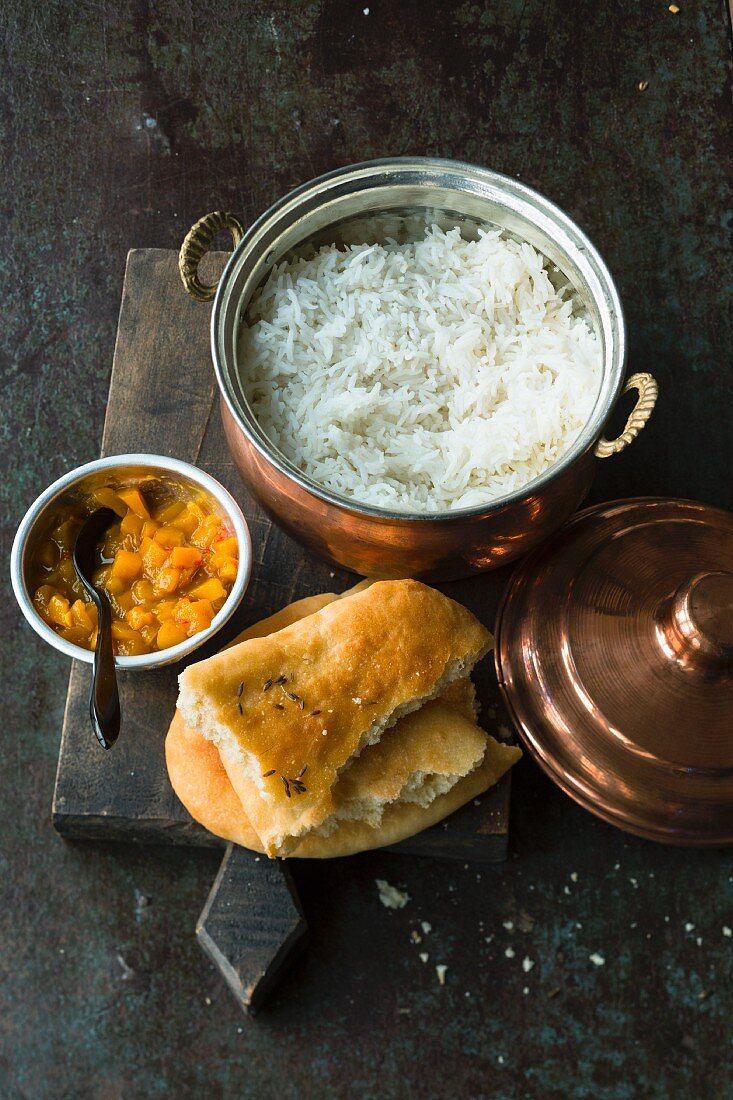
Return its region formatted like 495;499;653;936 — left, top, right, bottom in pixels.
10;453;252;670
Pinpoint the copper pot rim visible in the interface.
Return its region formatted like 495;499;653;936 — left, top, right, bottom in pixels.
209;157;628;525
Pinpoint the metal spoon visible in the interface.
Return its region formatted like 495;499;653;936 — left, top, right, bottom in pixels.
73;507;121;749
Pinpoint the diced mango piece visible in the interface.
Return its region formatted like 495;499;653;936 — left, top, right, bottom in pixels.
126;606;155;630
156;621;189;650
47;594;73;628
70;600;94;631
142;519;158;539
186;501;207;524
140;537;169;578
59;625;92;646
116;633;149;657
170;546;202;570
214;536;238;557
132;578;156;603
33;584;56;610
154;526;185;549
190;524;219;550
57;557;77;586
120;511;144;540
207;552;229;573
112;589;136;616
111;549;143;583
155;501;185;525
155;567;181;594
91;487;127;516
111;621;142;641
155;599;178;622
183;599;214;636
117;487;150;519
104;575;126;596
218;560;238;584
190;577;227;603
174;509;199;537
140;623;159;647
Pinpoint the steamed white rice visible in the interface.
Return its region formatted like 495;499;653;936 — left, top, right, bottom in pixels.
238;225;601;513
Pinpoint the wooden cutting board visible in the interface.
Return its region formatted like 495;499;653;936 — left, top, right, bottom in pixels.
51;249;518;1009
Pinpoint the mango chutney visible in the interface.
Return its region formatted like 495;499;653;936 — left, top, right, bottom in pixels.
30;482;239;656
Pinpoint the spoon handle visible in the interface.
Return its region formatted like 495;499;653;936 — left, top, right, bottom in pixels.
90;593;120;749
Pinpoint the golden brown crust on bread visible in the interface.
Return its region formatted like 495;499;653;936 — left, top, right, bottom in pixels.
165;711;521;858
177;580;491;854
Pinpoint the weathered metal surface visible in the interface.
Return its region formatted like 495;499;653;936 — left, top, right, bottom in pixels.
2;1;732;1097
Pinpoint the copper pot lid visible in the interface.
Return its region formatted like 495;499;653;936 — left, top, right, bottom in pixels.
495;498;733;845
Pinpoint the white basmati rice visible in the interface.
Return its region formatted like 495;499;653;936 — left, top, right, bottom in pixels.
238;225;601;513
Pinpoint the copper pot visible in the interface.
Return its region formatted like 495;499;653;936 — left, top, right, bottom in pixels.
179;158;657;581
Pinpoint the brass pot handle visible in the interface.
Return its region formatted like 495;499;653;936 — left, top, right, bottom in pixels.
595;372;658;459
179;211;245;302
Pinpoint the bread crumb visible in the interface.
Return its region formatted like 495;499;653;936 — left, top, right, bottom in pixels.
421;921;432;935
205;997;211;1005
723;926;732;937
436;964;447;985
589;952;605;967
668;4;679;12
419;952;429;963
376;879;410;909
410;930;422;944
570;872;578;883
522;957;535;973
685;922;695;932
503;920;514;931
638;79;650;91
505;947;515;959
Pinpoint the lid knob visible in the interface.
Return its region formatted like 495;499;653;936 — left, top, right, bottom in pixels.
663;571;733;669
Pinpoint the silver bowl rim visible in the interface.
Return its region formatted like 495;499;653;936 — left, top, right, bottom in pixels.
10;453;253;670
211;156;627;523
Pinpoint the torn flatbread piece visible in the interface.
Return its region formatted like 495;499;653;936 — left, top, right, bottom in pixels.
177;579;492;856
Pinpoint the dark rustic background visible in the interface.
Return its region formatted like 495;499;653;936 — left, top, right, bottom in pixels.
2;2;733;1098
